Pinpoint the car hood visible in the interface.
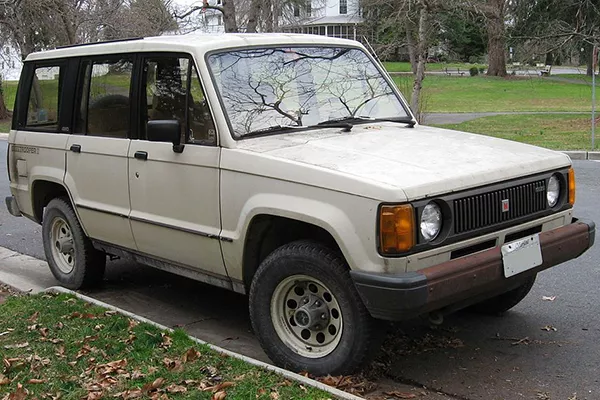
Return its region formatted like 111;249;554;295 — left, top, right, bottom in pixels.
235;123;571;201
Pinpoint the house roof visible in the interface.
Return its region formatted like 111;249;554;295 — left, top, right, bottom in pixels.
284;14;365;27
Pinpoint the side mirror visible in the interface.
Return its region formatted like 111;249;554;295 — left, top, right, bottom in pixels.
147;120;185;153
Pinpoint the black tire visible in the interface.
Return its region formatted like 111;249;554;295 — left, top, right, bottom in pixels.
42;198;106;290
468;275;536;315
249;240;382;376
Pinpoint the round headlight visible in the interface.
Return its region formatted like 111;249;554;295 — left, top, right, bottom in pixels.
420;203;442;241
547;175;560;207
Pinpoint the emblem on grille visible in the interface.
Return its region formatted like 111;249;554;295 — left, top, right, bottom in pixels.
502;199;510;213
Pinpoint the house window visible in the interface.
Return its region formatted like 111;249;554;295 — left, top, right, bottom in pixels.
306;1;311;16
294;6;300;17
339;0;347;14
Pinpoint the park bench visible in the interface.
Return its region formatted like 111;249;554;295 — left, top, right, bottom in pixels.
444;67;466;76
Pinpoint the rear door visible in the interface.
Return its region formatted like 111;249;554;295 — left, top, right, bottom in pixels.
63;55;136;249
127;54;226;279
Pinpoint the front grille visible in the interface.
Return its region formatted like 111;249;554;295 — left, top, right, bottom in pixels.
453;180;547;234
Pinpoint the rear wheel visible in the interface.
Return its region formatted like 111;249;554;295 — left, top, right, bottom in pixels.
249;240;382;376
42;198;106;289
468;275;536;315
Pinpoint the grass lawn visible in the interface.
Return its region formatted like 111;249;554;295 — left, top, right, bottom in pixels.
432;114;598;150
0;291;332;400
383;62;486;73
0;118;11;133
393;75;594;113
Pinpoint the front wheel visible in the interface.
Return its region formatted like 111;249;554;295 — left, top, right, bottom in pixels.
249;240;381;376
42;198;106;289
467;275;536;315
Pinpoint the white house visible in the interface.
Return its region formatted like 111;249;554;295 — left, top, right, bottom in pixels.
191;0;365;41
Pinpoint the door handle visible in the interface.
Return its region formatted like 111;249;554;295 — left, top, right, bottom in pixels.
134;151;148;161
70;144;81;153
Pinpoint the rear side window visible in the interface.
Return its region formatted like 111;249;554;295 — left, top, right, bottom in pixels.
25;65;64;131
75;57;133;138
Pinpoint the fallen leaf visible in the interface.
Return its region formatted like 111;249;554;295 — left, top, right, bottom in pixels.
85;391;104;400
39;327;49;337
131;369;146;380
55;322;64;330
128;319;139;330
159;333;172;349
270;391;280;400
28;311;40;322
104;310;118;317
384;391;417;399
28;378;47;384
94;324;105;331
163;357;184;372
257;388;267;396
182;348;201;363
7;383;28;400
142;377;165;394
50;338;63;344
56;345;65;357
0;373;10;385
114;389;143;399
166;384;187;393
3;342;29;349
212;391;227;400
541;325;557;332
542;296;556;301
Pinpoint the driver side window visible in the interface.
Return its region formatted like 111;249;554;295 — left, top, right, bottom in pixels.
142;55;216;145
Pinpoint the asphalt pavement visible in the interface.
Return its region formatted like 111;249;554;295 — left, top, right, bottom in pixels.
1;137;599;399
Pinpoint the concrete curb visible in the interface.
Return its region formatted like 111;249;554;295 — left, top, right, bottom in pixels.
563;151;600;160
42;286;364;400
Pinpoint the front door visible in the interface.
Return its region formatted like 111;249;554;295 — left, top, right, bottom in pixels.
128;54;226;278
64;55;136;249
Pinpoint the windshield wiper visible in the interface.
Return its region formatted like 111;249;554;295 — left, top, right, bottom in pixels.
243;125;302;138
369;116;417;128
317;116;417;131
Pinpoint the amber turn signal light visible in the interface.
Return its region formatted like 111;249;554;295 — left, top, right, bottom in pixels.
568;167;576;205
379;205;415;254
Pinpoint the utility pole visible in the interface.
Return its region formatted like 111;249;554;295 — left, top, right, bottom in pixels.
593;45;598;149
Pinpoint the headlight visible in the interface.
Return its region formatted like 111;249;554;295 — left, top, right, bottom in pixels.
420;203;442;241
547;175;560;207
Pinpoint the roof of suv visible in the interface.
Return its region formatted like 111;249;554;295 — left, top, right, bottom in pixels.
25;33;365;61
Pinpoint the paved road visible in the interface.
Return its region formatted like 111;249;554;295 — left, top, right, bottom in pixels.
1;138;599;399
423;111;592;125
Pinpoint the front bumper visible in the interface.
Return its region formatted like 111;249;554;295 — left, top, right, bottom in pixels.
352;219;595;321
5;196;22;217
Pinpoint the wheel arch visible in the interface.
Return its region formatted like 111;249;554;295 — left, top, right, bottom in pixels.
242;214;344;291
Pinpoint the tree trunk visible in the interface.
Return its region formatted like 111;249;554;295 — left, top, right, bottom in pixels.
246;0;262;32
485;0;506;77
586;44;594;77
405;17;418;75
222;0;239;32
0;92;10;120
410;2;428;120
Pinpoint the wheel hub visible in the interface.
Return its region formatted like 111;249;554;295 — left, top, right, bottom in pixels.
294;294;330;331
270;274;343;358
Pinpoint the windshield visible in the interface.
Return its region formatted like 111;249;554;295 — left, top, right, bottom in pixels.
207;47;409;138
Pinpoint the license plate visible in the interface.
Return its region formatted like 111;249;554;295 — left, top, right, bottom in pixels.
501;234;543;278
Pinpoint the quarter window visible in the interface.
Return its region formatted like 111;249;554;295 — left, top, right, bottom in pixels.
25;65;64;130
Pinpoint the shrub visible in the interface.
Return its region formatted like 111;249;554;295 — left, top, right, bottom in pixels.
469;67;479;76
479;67;485;74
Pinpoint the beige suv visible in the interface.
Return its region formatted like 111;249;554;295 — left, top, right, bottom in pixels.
5;34;595;376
